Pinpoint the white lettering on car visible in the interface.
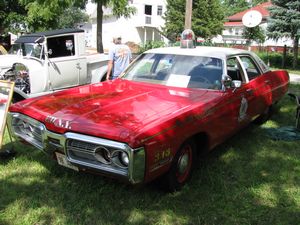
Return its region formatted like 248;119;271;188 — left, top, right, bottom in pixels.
45;115;71;129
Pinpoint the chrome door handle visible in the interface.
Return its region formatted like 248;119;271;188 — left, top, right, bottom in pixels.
76;63;81;70
246;89;253;95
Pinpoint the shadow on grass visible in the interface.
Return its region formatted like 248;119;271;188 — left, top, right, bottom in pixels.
0;94;300;225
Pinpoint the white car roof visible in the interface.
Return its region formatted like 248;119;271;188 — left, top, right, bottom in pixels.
145;46;251;59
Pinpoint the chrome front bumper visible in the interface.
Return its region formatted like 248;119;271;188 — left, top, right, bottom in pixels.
7;112;145;184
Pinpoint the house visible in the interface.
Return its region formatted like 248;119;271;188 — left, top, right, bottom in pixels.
83;0;167;51
220;1;293;48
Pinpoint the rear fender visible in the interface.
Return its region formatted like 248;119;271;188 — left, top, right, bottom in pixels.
90;65;108;83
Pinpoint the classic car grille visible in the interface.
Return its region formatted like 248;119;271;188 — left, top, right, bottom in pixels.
67;139;98;162
9;114;44;149
66;138;130;170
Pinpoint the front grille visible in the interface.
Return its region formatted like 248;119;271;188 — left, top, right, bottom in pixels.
67;139;98;162
66;138;128;170
7;113;146;183
10;114;44;149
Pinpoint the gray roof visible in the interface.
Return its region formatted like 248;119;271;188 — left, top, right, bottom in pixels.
15;28;84;44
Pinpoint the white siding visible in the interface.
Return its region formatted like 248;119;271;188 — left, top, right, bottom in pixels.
85;0;168;51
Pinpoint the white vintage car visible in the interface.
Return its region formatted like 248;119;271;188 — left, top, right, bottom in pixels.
0;28;108;102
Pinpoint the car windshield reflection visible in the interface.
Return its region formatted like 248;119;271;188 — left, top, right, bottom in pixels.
8;43;43;59
122;53;223;90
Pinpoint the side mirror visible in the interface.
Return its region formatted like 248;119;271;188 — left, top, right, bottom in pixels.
222;76;242;90
222;75;232;89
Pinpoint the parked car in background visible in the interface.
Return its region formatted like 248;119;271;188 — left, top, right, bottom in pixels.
7;30;289;191
0;28;108;102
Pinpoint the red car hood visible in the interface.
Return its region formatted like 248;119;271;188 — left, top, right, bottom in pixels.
10;80;222;145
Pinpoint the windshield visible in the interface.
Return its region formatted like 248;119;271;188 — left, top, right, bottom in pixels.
8;43;43;59
122;53;224;90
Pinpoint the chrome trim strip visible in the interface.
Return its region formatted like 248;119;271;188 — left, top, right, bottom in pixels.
129;147;146;184
65;133;130;151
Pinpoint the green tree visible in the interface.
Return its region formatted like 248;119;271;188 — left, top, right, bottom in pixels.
163;0;224;42
221;0;249;17
58;7;89;29
17;0;135;53
162;0;185;41
0;0;27;34
221;0;266;17
251;0;267;7
243;26;265;45
18;0;87;31
267;0;300;69
192;0;224;39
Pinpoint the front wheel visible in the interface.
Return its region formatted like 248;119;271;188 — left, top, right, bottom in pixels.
163;140;196;192
253;105;273;124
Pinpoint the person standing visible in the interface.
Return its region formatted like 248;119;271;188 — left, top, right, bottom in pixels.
106;36;132;80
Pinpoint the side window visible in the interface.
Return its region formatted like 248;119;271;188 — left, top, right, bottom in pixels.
157;5;163;16
239;56;261;80
226;57;243;82
47;35;75;58
252;53;270;73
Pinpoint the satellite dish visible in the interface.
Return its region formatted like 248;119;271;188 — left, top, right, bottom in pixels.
242;10;262;28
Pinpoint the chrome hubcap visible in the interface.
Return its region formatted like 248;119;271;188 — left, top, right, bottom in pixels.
178;153;189;174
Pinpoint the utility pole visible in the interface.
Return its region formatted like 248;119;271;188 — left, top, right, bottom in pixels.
185;0;193;29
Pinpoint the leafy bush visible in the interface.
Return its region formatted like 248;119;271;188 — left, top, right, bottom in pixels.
256;52;300;69
196;41;215;46
138;41;165;53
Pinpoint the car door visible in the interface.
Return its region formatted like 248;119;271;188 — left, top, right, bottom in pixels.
225;56;253;126
46;35;81;90
238;55;272;120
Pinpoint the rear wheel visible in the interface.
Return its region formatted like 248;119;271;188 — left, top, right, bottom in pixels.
163;140;195;192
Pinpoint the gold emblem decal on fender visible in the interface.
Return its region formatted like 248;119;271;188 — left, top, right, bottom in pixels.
150;148;172;172
154;148;171;163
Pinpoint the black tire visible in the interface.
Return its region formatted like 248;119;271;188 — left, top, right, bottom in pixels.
162;140;196;192
253;105;273;124
101;73;107;82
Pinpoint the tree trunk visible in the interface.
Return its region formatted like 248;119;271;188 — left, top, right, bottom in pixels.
97;2;104;53
282;44;287;69
293;36;299;69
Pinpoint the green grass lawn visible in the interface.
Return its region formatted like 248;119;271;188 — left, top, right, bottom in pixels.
287;69;300;75
1;85;300;225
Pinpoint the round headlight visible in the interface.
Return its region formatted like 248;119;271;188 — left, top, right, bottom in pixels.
119;151;129;167
94;147;111;164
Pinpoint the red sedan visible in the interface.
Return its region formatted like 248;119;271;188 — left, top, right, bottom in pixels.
8;43;289;191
